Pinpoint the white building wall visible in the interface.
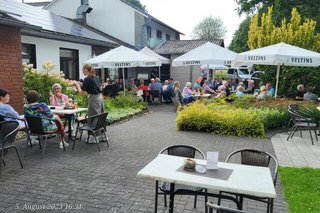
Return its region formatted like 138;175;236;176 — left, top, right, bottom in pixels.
21;35;92;79
150;21;176;40
46;0;136;46
86;0;136;46
46;0;80;19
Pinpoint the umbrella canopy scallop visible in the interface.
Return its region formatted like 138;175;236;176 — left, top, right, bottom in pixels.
83;45;161;69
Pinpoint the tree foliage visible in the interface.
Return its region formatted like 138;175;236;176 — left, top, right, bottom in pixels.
124;0;146;12
229;17;250;52
192;16;227;40
247;7;320;97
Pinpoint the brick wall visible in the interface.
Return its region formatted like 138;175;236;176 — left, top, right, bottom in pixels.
0;25;24;113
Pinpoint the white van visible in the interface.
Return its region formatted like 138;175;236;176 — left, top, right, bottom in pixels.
227;67;252;81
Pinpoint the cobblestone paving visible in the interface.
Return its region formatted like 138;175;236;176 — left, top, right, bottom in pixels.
0;104;288;213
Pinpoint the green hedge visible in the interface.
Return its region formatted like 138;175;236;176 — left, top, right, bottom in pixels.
176;102;265;137
177;96;320;137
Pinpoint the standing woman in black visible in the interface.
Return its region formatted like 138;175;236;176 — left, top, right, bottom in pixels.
74;64;104;140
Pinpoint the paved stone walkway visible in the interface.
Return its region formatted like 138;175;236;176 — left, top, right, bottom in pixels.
0;104;288;212
271;131;320;168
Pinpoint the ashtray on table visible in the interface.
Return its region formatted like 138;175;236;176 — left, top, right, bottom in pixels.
183;159;196;171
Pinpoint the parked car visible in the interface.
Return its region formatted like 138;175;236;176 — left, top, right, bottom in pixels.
227;67;252;81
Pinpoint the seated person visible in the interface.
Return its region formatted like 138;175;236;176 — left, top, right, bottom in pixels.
0;88;26;128
182;82;195;104
295;84;306;100
49;83;71;107
163;78;174;103
173;81;184;106
303;87;318;102
102;79;114;97
244;80;255;94
24;90;68;149
224;80;231;97
266;83;275;97
137;79;150;103
128;77;137;91
111;79;121;97
235;86;245;97
215;85;227;98
202;80;217;94
162;80;169;91
257;86;268;100
150;78;163;101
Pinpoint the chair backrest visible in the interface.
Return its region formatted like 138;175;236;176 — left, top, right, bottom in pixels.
159;145;205;159
25;116;45;134
89;112;108;131
226;148;278;185
0;120;19;146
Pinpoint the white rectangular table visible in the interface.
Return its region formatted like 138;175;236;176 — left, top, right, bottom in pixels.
50;107;87;142
137;154;277;213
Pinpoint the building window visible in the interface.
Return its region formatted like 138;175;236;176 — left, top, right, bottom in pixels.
166;34;170;41
156;30;162;40
22;43;36;68
175;32;180;40
59;48;79;80
147;26;151;40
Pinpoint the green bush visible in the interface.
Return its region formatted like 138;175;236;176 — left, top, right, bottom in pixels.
177;102;265;137
23;62;76;103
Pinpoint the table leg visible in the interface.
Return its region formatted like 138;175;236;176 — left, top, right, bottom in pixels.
67;114;72;143
169;183;175;213
154;180;158;213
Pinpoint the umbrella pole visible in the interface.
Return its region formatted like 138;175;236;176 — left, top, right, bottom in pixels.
122;68;126;94
274;64;280;98
158;66;161;80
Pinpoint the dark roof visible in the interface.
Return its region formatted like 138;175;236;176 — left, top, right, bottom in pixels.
0;10;41;30
153;39;225;55
0;0;117;47
119;0;184;35
25;1;51;8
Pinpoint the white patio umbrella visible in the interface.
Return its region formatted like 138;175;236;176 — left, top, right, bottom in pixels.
233;42;320;98
172;42;236;67
83;45;161;89
139;46;170;78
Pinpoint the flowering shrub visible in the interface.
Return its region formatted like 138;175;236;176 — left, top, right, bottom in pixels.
23;62;77;103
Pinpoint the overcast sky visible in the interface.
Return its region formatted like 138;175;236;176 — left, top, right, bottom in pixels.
18;0;245;47
139;0;245;46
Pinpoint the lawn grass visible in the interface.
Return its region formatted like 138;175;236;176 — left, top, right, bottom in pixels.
279;167;320;213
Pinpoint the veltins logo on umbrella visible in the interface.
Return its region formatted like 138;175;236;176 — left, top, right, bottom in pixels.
114;62;131;67
290;57;313;64
248;56;266;61
183;60;201;65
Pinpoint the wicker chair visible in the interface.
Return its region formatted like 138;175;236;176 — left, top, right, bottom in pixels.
287;108;318;145
155;145;207;212
217;149;278;213
0;120;23;176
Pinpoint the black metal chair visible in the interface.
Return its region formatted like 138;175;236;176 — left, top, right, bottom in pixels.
217;149;278;213
0;120;23;176
206;202;250;213
25;116;66;158
287;108;318;145
72;112;109;151
0;114;32;147
287;104;315;132
151;90;162;104
155;145;207;212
